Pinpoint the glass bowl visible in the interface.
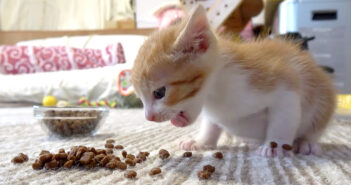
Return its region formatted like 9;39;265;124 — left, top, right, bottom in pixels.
33;106;109;137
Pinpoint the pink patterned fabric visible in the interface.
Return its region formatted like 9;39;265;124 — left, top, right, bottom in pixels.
0;43;126;74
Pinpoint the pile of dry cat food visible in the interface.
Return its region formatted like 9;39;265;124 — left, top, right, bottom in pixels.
29;139;155;179
42;110;104;137
12;138;223;180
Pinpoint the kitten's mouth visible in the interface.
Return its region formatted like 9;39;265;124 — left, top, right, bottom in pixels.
171;111;190;127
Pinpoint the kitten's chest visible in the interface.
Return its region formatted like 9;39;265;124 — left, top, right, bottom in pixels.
203;66;273;122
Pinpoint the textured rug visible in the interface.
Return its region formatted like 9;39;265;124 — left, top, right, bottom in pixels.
1;107;351;185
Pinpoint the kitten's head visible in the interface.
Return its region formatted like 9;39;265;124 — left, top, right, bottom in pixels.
131;5;216;127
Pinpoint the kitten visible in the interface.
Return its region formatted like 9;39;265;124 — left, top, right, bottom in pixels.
131;5;336;157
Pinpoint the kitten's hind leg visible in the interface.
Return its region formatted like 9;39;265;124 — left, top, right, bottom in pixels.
256;91;301;157
179;119;222;151
293;130;324;155
293;138;322;155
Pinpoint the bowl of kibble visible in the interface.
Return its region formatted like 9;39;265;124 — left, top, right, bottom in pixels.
33;106;109;137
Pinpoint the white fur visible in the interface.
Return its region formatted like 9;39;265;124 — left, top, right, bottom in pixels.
195;59;301;139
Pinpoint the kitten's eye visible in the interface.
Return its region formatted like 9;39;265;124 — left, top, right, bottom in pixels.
153;86;166;99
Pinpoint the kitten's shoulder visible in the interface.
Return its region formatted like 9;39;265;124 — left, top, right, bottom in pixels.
216;37;305;91
217;36;301;55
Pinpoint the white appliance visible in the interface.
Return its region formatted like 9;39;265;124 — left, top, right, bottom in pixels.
274;0;351;93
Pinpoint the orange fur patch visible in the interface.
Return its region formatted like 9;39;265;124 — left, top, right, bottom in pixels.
131;24;184;85
218;38;302;92
166;73;205;106
170;74;203;86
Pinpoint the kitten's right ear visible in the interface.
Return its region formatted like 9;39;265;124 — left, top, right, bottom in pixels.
173;5;210;55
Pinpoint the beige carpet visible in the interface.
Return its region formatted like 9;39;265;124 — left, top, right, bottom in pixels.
1;108;351;185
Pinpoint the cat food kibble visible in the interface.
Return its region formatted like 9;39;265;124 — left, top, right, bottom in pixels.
96;149;107;155
136;153;147;161
67;153;76;161
111;155;121;161
270;141;278;148
105;161;118;169
75;151;83;160
106;139;115;143
183;152;192;157
58;159;68;167
12;156;24;164
89;147;97;154
125;158;136;166
141;152;150;157
39;153;53;163
12;153;29;164
94;154;105;162
197;164;215;179
106;149;113;154
79;152;94;165
124;170;137;179
159;149;170;159
126;154;135;160
54;153;68;160
122;150;127;158
116;161;127;170
32;160;44;170
59;148;65;153
282;144;293;151
100;156;111;167
45;160;59;170
213;152;223;159
203;165;215;173
149;167;162;176
134;158;143;163
115;145;124;150
76;146;88;159
40;150;50;155
18;153;29;162
84;159;97;169
198;170;211;179
105;143;114;149
63;160;74;168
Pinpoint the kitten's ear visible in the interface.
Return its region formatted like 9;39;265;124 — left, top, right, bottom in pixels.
173;5;210;54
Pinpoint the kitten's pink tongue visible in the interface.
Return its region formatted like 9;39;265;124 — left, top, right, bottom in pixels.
171;112;189;127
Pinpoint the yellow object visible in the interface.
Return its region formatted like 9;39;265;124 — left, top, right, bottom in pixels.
42;96;57;107
337;94;351;109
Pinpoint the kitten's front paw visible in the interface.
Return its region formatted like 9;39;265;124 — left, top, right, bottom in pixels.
179;139;215;151
256;141;293;157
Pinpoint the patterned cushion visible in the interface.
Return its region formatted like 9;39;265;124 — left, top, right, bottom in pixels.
0;43;126;74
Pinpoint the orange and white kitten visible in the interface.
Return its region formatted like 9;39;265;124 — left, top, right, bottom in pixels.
131;5;336;157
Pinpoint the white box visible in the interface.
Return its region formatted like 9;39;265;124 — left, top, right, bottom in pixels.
275;0;351;93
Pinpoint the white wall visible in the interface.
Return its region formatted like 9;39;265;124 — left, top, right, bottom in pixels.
135;0;178;28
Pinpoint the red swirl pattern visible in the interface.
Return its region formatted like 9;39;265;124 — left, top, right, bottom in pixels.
0;43;126;74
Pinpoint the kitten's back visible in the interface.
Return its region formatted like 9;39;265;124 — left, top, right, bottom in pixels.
218;37;336;136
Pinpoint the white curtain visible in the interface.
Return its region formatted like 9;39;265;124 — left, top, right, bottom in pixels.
0;0;133;30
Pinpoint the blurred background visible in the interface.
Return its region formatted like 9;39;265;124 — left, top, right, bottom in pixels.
0;0;350;116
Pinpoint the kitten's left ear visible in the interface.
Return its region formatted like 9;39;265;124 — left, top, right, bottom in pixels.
173;5;210;54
